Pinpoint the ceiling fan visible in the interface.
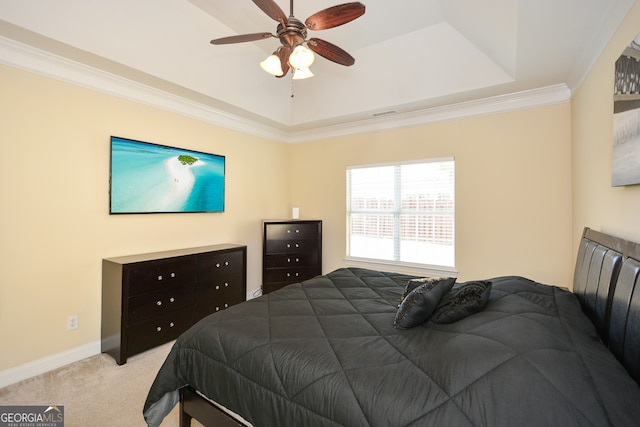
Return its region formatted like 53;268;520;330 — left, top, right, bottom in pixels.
210;0;366;79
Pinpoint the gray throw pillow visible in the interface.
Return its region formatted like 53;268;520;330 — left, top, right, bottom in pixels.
399;277;458;303
430;280;492;324
394;277;456;329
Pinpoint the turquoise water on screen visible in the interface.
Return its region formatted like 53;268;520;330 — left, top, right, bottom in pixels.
110;137;224;213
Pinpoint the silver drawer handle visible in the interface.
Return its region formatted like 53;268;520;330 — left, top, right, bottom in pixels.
296;273;300;277
225;261;229;266
169;297;175;303
295;243;300;248
295;229;300;233
287;258;291;263
169;322;175;328
215;307;220;311
156;301;162;306
287;244;291;248
157;275;163;281
296;258;300;262
171;272;176;278
216;285;220;290
156;326;162;332
225;282;229;287
216;263;220;267
224;303;229;308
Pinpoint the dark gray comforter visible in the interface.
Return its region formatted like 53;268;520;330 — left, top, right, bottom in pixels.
143;268;640;426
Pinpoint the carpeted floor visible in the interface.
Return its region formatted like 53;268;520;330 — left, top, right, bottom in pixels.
0;342;202;426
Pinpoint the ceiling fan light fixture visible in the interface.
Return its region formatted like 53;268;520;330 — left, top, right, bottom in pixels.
213;1;366;82
289;45;315;69
292;67;314;80
260;54;284;76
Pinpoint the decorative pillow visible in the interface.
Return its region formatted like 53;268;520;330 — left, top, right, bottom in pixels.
430;280;492;324
399;277;459;304
399;277;436;304
394;277;456;329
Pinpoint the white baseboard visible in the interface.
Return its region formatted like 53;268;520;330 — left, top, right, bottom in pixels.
0;341;101;388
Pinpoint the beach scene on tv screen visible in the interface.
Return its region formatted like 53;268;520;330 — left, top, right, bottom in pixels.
110;137;225;213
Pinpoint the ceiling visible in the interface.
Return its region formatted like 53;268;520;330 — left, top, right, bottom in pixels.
0;0;636;141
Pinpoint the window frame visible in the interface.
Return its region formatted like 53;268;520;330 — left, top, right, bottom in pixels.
344;157;457;277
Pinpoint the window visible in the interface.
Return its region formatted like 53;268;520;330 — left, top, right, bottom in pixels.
346;158;455;272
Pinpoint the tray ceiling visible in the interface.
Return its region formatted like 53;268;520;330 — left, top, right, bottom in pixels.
0;0;635;140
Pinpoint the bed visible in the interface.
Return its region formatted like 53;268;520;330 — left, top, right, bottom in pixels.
143;227;640;426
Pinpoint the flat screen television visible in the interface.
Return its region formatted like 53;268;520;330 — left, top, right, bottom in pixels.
109;136;225;214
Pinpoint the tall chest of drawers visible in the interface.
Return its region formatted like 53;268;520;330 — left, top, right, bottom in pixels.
101;244;246;365
262;220;322;294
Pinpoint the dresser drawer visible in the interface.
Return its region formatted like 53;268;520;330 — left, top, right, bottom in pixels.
195;287;245;320
128;257;197;295
127;308;193;356
265;253;318;268
198;250;244;281
265;239;319;254
265;223;319;240
128;284;196;324
264;267;319;284
197;279;243;302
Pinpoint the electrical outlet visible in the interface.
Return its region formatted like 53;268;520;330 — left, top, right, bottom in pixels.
67;315;79;330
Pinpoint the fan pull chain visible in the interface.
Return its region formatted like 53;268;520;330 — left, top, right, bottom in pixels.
291;77;295;98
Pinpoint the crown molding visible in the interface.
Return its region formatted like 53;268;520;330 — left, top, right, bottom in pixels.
0;36;289;142
1;36;571;144
285;84;572;143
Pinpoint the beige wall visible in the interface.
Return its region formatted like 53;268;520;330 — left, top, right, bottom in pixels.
0;64;290;370
572;1;640;248
0;62;574;374
290;104;573;285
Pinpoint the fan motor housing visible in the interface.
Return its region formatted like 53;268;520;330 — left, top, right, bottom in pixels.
277;17;307;48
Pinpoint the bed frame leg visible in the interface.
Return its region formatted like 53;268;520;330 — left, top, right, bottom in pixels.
179;388;192;427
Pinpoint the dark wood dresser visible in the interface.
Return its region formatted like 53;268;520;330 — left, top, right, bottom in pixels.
262;220;322;294
101;243;246;364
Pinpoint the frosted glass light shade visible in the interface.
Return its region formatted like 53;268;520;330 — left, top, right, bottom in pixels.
260;54;283;76
292;67;314;80
289;45;315;69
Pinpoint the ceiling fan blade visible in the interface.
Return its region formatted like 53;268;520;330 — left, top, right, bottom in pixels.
305;2;365;30
276;46;292;78
307;38;355;66
252;0;287;23
210;32;273;45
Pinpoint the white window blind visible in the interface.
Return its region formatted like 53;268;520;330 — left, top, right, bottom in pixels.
346;158;455;269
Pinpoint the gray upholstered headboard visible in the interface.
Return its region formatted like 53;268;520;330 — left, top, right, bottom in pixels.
573;227;640;384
